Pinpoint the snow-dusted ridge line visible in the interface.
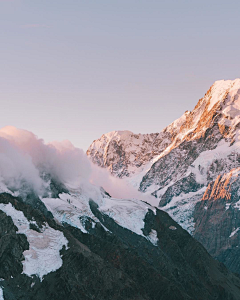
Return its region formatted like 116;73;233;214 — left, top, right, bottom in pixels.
0;203;68;281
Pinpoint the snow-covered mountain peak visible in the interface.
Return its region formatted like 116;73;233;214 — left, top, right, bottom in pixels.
87;79;240;183
87;78;240;198
167;78;240;145
87;129;163;178
204;78;240;111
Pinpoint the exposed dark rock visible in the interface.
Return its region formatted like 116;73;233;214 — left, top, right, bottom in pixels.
49;178;69;198
0;210;29;280
158;173;203;206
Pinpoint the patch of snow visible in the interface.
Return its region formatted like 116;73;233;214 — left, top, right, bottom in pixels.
0;287;4;300
146;229;158;246
234;200;240;210
226;203;231;210
229;227;240;238
0;203;68;281
153;181;175;199
98;197;156;237
41;192;100;233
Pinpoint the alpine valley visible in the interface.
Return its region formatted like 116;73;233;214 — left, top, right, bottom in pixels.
87;78;240;277
1;80;240;299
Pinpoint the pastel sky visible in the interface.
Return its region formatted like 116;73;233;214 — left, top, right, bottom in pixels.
1;0;240;150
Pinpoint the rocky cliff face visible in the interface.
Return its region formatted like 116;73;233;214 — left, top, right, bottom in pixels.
87;78;240;273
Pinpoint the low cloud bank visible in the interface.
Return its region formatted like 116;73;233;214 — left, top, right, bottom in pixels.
0;126;156;205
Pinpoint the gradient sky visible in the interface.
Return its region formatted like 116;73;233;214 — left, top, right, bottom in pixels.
1;0;240;150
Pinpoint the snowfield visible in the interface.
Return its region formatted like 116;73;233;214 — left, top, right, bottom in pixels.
42;186;158;245
0;203;68;280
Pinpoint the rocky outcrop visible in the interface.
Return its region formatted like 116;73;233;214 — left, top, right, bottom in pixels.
202;173;232;201
194;169;240;274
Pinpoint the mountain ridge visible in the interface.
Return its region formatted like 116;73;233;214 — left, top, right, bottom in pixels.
87;78;240;274
1;185;240;300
